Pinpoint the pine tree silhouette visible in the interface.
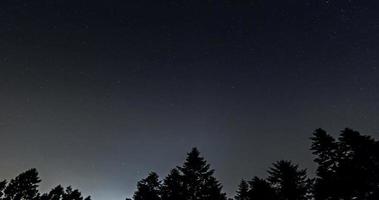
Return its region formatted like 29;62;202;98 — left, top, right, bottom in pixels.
267;160;310;200
235;180;249;200
311;128;379;200
133;172;161;200
310;128;338;200
138;148;226;200
177;148;226;200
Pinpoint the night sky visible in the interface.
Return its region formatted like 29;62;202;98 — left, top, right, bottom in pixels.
1;0;379;199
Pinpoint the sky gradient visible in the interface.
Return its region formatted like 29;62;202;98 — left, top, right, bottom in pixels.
1;0;379;199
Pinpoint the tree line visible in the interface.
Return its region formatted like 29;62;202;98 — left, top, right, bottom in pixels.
130;128;379;200
1;128;378;200
0;168;90;200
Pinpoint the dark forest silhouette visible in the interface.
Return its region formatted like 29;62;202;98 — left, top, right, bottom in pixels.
0;168;90;200
131;128;379;200
1;128;378;200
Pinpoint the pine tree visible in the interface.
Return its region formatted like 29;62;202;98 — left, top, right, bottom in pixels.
310;128;338;200
267;160;310;200
177;148;226;200
235;180;249;200
133;172;161;200
311;128;379;200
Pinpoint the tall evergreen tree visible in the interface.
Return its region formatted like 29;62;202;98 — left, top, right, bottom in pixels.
133;172;161;200
267;160;310;200
178;148;226;200
235;180;249;200
310;128;338;200
311;128;379;200
338;128;379;199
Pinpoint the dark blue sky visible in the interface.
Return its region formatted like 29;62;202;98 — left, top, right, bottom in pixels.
0;0;379;199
